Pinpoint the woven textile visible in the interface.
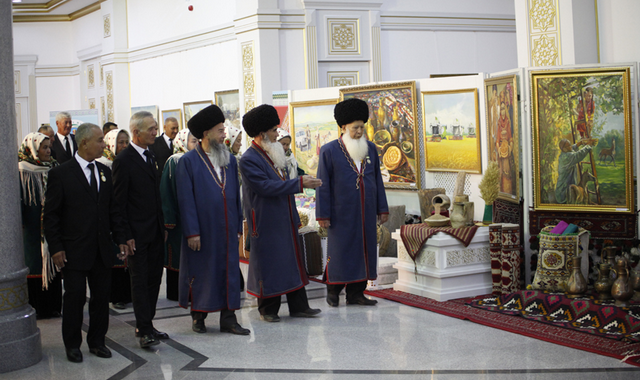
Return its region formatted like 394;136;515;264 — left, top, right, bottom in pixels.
493;198;522;225
365;288;640;367
532;226;589;292
468;290;640;343
501;224;521;293
489;224;503;294
400;224;479;263
529;210;636;239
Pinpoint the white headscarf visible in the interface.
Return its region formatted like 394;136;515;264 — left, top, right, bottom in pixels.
165;129;193;179
225;123;242;154
276;128;298;179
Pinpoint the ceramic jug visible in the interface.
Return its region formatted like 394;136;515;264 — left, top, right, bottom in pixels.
450;202;469;228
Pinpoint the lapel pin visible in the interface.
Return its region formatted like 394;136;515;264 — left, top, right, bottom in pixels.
100;171;106;182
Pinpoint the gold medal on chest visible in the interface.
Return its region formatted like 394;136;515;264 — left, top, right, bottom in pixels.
100;171;106;182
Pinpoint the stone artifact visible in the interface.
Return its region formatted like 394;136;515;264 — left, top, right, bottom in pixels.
425;194;450;227
418;187;445;222
380;205;405;257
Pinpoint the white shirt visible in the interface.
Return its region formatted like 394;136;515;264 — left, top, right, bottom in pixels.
57;132;74;155
206;152;222;178
75;153;100;191
130;141;150;162
355;161;362;171
161;133;172;150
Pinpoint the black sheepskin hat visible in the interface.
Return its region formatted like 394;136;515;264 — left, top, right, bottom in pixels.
334;98;370;127
187;104;225;139
242;104;280;138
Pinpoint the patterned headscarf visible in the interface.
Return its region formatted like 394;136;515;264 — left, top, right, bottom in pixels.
173;129;192;155
18;132;56;167
103;129;130;161
225;122;242;154
277;127;290;142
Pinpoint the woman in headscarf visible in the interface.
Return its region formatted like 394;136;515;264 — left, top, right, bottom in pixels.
277;128;305;179
160;129;198;301
19;132;62;319
98;128;132;309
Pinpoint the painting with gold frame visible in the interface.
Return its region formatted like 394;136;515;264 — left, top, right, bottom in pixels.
289;99;339;177
340;81;421;190
422;88;481;173
531;67;633;213
485;75;520;203
183;100;213;123
161;109;183;130
215;90;241;131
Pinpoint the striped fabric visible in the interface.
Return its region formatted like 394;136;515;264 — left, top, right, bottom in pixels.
400;224;479;263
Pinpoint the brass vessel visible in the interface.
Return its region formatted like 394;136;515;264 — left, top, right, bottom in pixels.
594;263;614;300
566;257;587;298
611;258;634;307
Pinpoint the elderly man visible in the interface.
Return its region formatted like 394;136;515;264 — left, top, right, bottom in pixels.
175;105;249;335
51;111;77;163
113;111;168;348
44;123;129;363
555;138;596;204
316;98;389;307
240;104;322;322
38;124;55;139
150;117;180;175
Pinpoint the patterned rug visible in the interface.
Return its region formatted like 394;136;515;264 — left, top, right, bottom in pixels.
364;288;640;367
529;210;637;239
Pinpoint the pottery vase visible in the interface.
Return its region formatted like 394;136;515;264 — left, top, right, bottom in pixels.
594;263;614;300
482;204;493;225
611;258;634;307
566;257;587;298
450;203;467;229
630;268;640;301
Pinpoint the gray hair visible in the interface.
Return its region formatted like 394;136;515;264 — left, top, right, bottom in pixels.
75;123;100;145
164;117;178;125
55;112;71;122
130;111;154;132
38;125;54;134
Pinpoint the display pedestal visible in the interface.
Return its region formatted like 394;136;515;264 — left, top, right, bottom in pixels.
392;227;492;301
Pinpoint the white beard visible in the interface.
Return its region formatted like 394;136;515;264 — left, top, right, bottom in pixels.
207;137;231;168
342;133;369;163
260;138;287;170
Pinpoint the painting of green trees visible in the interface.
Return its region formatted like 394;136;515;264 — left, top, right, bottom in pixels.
532;67;633;212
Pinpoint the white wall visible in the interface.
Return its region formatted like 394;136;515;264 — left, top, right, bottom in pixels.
35;76;81;124
13;22;74;65
597;0;640;63
379;0;515;15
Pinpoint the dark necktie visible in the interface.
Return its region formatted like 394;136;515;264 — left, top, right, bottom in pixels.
65;136;71;154
88;163;98;196
169;139;173;151
144;150;155;170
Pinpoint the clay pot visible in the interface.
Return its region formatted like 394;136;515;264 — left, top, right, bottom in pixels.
566;257;587;298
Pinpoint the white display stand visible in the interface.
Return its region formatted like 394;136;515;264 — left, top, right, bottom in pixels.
392;227;491;301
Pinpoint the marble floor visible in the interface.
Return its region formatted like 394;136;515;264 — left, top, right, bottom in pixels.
2;271;640;380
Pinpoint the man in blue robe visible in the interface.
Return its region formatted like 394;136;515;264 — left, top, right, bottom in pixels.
175;105;250;335
239;104;323;322
316;98;389;307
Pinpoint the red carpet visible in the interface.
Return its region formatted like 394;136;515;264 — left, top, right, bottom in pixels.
365;288;640;367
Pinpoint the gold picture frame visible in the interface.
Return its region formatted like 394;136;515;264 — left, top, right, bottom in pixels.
484;75;520;203
289;99;340;177
161;109;183;130
422;88;482;173
340;81;421;190
531;67;633;213
215;89;241;131
183;100;213;123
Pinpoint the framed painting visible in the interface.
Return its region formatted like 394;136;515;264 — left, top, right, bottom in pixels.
131;105;159;122
340;81;421;190
484;75;520;203
531;67;633;213
215;90;241;130
183;100;213;123
289;99;339;177
422;88;481;173
161;109;183;130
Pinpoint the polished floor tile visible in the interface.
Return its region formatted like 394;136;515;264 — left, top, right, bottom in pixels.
2;273;639;380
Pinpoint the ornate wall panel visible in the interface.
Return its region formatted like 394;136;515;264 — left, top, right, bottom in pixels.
327;18;360;55
87;64;94;88
100;63;103;86
14;70;20;94
327;71;359;87
0;283;28;311
88;98;95;109
241;41;255;112
103;14;111;38
106;71;114;122
528;0;561;66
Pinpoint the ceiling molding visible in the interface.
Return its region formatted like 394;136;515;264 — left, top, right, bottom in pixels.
12;0;104;23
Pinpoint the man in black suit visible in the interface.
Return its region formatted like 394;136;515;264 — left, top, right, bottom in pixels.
113;111;168;348
50;111;78;163
149;117;179;175
44;123;130;363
